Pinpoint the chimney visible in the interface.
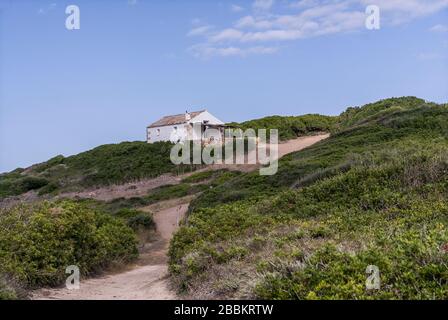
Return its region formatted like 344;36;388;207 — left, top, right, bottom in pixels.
185;110;191;121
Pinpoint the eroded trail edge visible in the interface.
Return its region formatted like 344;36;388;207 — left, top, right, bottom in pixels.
33;204;188;300
32;134;328;300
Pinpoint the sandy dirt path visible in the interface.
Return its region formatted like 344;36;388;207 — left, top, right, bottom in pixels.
210;133;329;172
277;134;329;159
32;204;188;300
30;134;329;300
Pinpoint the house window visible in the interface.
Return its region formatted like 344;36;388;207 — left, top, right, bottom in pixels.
147;129;151;140
157;129;160;136
174;126;178;132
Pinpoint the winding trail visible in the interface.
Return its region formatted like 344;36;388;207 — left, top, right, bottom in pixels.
31;134;328;300
32;204;188;300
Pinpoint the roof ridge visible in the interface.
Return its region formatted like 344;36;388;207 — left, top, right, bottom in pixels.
160;109;205;118
147;109;206;128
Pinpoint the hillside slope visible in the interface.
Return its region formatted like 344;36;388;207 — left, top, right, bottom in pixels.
169;97;448;299
0;141;180;199
0;126;332;299
0;116;335;202
228;114;338;141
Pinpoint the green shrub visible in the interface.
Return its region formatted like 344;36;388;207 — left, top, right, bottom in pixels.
0;176;49;198
38;182;60;196
113;208;154;230
229;114;338;141
0;141;202;200
0;200;138;298
182;171;216;183
0;276;23;300
170;98;448;299
127;214;155;230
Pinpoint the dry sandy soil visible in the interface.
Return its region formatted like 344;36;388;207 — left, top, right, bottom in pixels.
32;203;189;300
1;134;329;207
31;134;328;300
277;134;329;159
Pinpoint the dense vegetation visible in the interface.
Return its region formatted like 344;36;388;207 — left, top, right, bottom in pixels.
170;97;448;299
228;114;338;141
1;96;447;300
74;170;241;217
0;200;138;299
0;168;234;299
0;112;335;200
0;141;187;199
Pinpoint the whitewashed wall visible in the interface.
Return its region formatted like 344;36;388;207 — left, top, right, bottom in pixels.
189;111;224;126
147;111;225;144
147;123;189;143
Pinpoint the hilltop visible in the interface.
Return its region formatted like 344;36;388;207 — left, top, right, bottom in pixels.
0;106;334;299
169;96;448;299
1;96;447;300
0;115;336;202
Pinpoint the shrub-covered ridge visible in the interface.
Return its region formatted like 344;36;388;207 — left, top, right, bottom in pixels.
169;97;448;299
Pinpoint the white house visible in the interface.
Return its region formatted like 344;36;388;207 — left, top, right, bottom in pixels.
146;110;225;144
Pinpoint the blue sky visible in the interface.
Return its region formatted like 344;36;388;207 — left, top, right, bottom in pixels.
0;0;447;172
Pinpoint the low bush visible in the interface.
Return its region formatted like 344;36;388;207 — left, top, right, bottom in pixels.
0;200;138;299
0;141;200;200
127;214;155;231
170;98;448;299
229;114;338;141
182;171;216;183
0;176;49;198
114;208;155;231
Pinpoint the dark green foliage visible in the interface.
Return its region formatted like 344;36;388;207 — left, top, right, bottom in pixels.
191;100;448;211
338;96;427;128
127;214;155;231
32;155;65;173
0;141;187;199
182;171;216;183
37;182;60;196
170;97;448;299
65;141;176;186
114;208;155;230
229;114;338;141
182;169;241;185
0;200;138;298
73;182;211;220
0;175;49;198
144;183;205;203
0;275;25;300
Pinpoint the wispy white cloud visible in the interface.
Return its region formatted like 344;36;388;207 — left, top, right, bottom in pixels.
359;0;448;24
187;0;448;59
187;25;214;37
209;2;364;43
289;0;319;9
191;18;203;26
128;0;138;6
417;52;443;60
209;28;244;42
253;0;275;11
430;24;448;33
231;4;245;13
38;3;56;15
189;44;278;59
235;16;274;29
